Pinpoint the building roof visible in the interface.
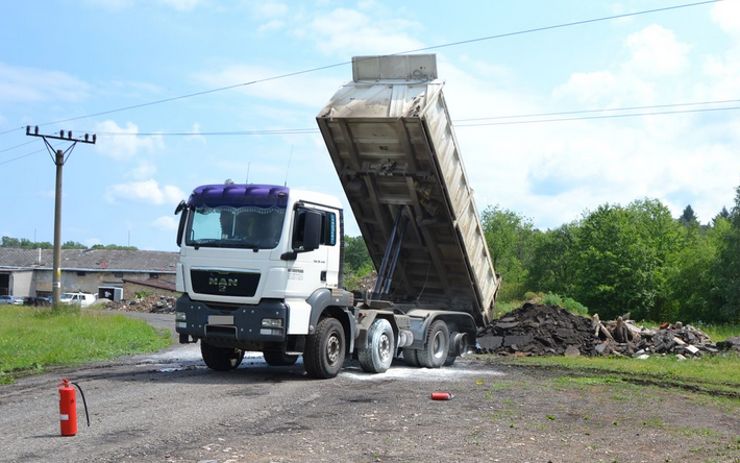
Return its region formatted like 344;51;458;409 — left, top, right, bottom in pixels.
0;248;178;273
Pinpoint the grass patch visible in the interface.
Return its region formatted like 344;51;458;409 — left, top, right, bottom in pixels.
0;306;171;383
487;354;740;397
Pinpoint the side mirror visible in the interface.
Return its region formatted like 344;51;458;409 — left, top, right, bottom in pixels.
175;200;188;247
302;210;322;252
174;200;186;215
281;209;322;260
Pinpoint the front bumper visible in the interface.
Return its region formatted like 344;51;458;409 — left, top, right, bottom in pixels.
175;295;288;345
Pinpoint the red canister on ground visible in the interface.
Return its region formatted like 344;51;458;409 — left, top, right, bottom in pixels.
59;378;78;436
430;391;453;400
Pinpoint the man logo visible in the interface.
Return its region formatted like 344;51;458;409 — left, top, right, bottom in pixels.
208;276;238;292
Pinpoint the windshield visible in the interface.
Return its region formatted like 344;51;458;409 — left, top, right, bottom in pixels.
186;205;286;249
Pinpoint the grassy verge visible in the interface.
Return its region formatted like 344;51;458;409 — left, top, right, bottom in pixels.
0;305;171;384
484;353;740;397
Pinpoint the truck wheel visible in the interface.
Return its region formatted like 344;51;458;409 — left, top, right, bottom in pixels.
263;350;299;366
418;320;449;368
201;342;244;371
443;353;457;366
358;318;395;373
304;317;346;379
402;348;420;367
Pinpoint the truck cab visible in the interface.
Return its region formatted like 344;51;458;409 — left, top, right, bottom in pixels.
174;183;356;377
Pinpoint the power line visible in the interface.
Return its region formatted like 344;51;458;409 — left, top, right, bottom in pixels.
95;128;318;137
0;140;35;153
455;104;740;127
0;148;45;166
81;98;740;137
0;0;720;137
456;98;740;122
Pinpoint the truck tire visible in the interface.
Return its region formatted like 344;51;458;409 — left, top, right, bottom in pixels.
418;320;450;368
201;342;244;371
358;318;395;373
304;317;346;379
443;353;457;366
263;350;299;367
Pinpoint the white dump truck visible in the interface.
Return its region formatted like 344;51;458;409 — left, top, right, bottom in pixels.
174;54;499;378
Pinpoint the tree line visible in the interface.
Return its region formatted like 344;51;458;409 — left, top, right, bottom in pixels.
0;237;137;251
482;186;740;324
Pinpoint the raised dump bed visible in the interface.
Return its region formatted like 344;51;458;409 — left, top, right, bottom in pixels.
317;54;498;327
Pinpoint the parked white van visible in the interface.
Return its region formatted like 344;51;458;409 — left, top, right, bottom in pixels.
59;292;97;307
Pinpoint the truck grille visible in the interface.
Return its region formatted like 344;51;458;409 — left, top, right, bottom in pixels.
190;270;260;297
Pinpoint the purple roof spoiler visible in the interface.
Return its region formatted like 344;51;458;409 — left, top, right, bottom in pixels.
188;184;289;208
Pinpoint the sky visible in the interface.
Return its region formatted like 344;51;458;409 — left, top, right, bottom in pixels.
1;0;739;251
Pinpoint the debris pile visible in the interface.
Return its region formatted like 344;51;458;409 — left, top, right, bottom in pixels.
103;295;177;313
592;316;719;358
478;303;731;358
477;303;596;355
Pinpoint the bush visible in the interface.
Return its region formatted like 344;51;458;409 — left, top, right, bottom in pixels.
526;291;589;316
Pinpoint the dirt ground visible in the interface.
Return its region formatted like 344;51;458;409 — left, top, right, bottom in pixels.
0;338;737;463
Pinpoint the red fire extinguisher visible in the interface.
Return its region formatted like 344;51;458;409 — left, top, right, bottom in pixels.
58;378;90;436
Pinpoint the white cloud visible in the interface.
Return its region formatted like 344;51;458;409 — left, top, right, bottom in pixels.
105;179;184;205
299;7;423;56
624;24;691;75
95;120;164;160
710;0;740;36
0;62;89;103
152;215;179;231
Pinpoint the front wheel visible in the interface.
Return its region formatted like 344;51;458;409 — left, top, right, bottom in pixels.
358;318;395;373
304;317;346;379
418;320;450;368
201;341;244;371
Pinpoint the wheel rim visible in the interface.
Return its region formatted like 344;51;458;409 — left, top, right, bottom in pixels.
326;332;341;365
432;331;445;360
378;333;391;362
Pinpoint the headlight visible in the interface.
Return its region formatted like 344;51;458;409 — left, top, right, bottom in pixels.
261;318;283;328
176;312;187;321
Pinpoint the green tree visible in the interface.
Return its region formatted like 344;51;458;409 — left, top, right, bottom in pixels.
526;223;578;297
669;218;728;323
570;200;682;321
713;186;740;323
679;204;698;227
481;206;538;301
342;235;373;290
62;241;87;249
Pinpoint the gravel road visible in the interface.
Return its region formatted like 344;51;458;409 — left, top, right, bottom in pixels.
0;313;737;463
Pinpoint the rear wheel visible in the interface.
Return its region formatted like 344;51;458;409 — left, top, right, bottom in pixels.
201;341;244;371
418;320;450;368
358;318;395;373
263;350;299;366
304;317;346;379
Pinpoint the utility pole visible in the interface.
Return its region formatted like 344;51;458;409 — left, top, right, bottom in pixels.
26;126;96;307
